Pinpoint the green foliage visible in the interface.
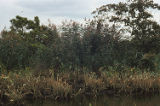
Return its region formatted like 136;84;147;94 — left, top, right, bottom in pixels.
93;0;160;53
31;43;52;68
0;9;160;73
0;36;31;70
153;54;160;71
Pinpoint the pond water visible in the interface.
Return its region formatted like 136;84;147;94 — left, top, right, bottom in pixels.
25;95;160;106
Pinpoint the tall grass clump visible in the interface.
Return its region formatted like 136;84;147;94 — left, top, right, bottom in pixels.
1;67;160;105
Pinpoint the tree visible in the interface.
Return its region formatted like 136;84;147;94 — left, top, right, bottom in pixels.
60;20;83;70
93;0;160;53
10;16;40;41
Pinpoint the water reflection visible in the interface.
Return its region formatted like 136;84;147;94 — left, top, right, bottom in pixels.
26;95;160;106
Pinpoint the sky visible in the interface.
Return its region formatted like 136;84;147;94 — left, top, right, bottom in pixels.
0;0;160;31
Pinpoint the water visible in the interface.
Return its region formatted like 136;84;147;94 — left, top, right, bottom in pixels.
25;95;160;106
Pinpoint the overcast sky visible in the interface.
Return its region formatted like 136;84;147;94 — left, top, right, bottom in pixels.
0;0;160;31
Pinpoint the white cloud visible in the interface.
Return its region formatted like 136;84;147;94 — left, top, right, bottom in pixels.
15;0;97;17
0;0;98;31
0;0;160;31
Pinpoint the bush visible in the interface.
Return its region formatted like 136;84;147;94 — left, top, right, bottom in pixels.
0;39;31;70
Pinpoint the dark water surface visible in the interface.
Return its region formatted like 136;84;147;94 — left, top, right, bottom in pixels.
25;95;160;106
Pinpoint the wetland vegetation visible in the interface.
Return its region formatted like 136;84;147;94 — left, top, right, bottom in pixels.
0;0;160;105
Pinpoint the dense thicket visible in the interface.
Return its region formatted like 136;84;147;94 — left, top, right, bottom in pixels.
0;0;160;72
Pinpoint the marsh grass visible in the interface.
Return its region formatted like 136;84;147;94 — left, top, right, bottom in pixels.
84;72;105;95
1;68;160;105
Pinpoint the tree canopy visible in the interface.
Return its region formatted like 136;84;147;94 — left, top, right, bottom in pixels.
0;0;160;72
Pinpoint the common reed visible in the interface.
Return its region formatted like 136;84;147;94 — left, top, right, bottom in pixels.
0;68;160;105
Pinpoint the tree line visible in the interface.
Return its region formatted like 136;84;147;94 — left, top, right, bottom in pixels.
0;0;160;73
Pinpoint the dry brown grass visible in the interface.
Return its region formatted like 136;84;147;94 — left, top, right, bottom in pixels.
1;69;160;105
84;72;104;92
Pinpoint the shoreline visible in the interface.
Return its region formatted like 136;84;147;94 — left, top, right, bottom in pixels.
1;70;160;105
